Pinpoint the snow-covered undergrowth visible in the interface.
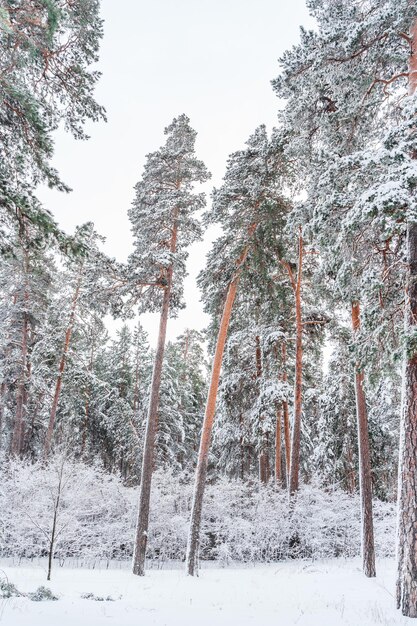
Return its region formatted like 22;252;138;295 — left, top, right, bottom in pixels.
0;459;396;566
0;559;410;626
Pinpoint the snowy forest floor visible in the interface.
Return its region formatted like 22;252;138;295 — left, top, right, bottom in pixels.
0;558;411;626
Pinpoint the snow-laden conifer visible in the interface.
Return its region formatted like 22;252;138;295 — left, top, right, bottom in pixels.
129;114;209;576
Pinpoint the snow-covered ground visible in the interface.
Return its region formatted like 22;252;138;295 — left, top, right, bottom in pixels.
0;558;410;626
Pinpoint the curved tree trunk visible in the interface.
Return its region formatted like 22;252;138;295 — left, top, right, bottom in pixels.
396;18;417;616
186;235;254;576
186;276;240;576
132;222;178;576
351;300;376;578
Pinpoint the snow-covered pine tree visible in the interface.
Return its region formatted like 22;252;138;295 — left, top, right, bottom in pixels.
186;125;291;575
129;115;209;576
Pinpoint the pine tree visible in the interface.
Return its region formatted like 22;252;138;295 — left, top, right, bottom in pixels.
129;114;209;576
187;126;291;575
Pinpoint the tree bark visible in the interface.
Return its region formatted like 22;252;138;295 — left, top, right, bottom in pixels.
132;222;178;576
81;341;95;458
256;335;270;484
186;234;254;576
275;406;282;483
10;311;29;456
397;20;417;612
282;341;291;482
0;379;6;440
351;300;376;578
44;265;84;458
288;229;303;495
345;441;356;495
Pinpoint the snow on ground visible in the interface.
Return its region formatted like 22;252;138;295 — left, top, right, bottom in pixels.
0;558;411;626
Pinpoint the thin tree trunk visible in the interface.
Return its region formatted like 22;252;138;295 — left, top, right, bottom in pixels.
11;311;29;456
275;406;282;483
81;342;95;458
132;222;178;576
11;247;30;457
274;342;283;485
239;413;245;480
288;229;303;495
186;235;254;576
397;20;417;613
345;441;356;494
0;379;6;440
47;471;63;581
256;335;270;484
24;391;44;456
44;265;84;458
282;341;291;482
351;300;376;578
133;353;140;413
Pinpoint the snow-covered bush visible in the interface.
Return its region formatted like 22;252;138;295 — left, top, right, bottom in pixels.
0;459;396;564
0;455;136;564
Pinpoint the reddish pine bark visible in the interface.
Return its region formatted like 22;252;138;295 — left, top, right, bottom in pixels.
397;19;417;615
186;233;254;576
44;265;84;458
132;220;178;576
351;301;376;578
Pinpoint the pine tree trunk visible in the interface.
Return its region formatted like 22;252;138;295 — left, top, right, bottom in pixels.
255;334;270;484
275;406;282;483
44;266;84;458
239;413;245;480
132;223;178;576
282;342;291;482
351;300;376;578
345;441;356;494
81;343;94;458
397;22;417;612
0;379;6;440
289;230;303;495
10;311;29;456
186;234;254;576
274;343;283;485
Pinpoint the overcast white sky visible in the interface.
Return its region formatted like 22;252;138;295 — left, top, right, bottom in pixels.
38;0;315;347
